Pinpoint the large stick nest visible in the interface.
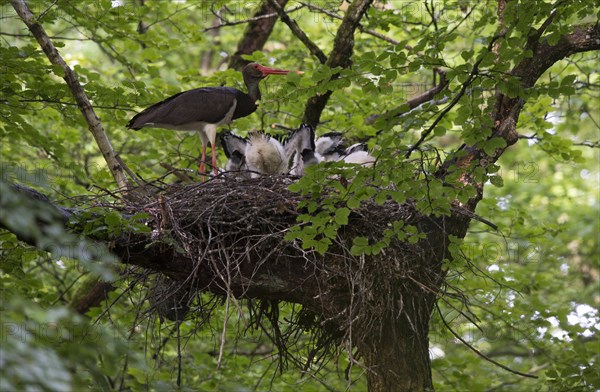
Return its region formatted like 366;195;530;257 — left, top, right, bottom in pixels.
121;175;459;371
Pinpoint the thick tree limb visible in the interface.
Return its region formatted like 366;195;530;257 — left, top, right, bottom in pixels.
2;178;471;390
71;278;114;314
10;0;129;190
302;0;374;127
228;0;289;71
512;23;600;89
438;22;600;211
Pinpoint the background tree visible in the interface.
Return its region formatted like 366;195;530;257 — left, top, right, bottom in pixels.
1;0;598;391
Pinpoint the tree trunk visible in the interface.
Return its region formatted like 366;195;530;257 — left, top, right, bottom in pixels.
359;308;434;391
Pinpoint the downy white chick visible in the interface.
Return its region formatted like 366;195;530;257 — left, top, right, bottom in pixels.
315;134;375;167
244;131;288;178
315;132;345;162
342;143;376;167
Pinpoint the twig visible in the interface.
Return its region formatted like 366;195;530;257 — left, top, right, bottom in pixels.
268;0;327;64
406;33;506;158
202;4;304;32
0;32;91;40
270;123;296;131
4;98;133;111
159;162;195;182
11;0;129;190
526;0;566;47
436;303;538;379
518;134;599;148
216;295;231;370
446;4;478;37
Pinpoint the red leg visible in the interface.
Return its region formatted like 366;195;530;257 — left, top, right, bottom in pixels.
211;144;218;176
199;143;207;181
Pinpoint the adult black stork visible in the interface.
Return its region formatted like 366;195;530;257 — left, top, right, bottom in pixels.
127;63;296;179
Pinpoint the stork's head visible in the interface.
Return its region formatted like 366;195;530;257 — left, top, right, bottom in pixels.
242;63;302;83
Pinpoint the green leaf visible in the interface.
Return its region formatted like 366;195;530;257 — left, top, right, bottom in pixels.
433;126;446;136
335;207;350;225
489;175;504;187
482;137;507;156
347;197;360;209
353;236;368;246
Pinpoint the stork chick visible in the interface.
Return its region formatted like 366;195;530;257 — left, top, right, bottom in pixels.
342;143;376;167
315;132;346;162
244;131;288;178
315;135;376;167
220;132;248;174
284;124;322;176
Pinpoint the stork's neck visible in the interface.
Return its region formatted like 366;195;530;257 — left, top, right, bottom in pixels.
243;73;261;102
244;77;262;102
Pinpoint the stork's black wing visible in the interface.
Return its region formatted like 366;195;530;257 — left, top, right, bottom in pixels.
344;143;368;155
127;87;244;130
220;131;247;158
283;123;316;157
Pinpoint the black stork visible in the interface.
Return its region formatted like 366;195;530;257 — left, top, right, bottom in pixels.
127;63;297;179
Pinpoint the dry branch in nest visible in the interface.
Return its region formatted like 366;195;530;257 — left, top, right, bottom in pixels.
115;174;463;372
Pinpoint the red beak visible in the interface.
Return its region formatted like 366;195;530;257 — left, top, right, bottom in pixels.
256;64;303;76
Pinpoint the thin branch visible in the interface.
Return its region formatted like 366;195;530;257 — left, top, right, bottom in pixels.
4;98;133;111
446;4;478;37
435;303;538;379
407;33;507;158
268;0;327;64
425;0;438;32
0;32;91;40
526;0;567;47
143;3;198;30
518;134;600;148
367;68;448;125
300;2;400;45
202;4;304;33
10;0;129;190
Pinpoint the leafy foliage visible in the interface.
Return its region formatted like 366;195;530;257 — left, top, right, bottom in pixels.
1;0;598;390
